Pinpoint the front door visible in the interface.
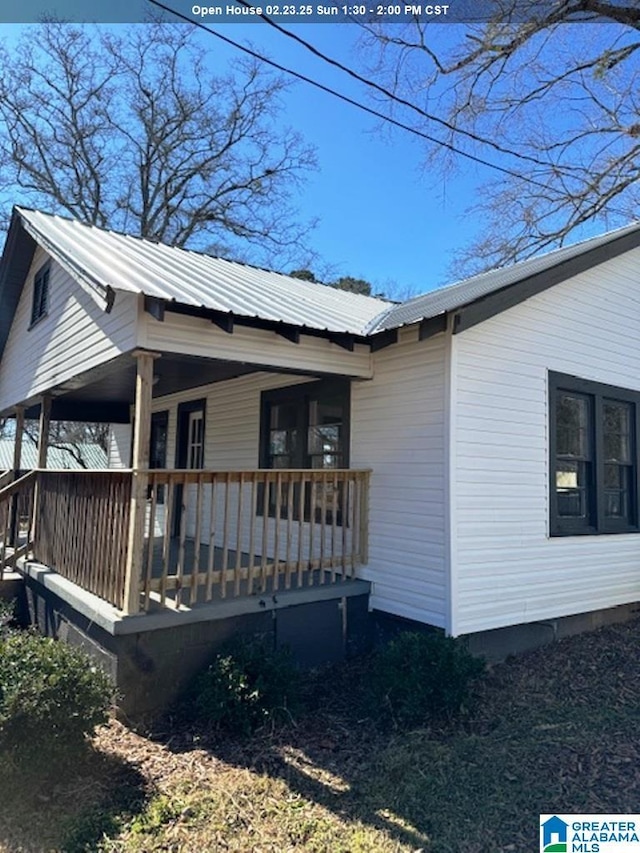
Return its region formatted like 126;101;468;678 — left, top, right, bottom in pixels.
174;400;206;536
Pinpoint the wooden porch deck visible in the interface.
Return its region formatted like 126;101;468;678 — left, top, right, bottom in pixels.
144;537;333;609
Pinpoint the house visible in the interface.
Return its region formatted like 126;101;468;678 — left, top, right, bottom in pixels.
1;205;640;715
0;438;107;470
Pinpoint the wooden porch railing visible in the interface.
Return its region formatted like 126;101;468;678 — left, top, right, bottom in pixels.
33;471;132;610
0;471;36;576
143;469;370;609
0;468;370;614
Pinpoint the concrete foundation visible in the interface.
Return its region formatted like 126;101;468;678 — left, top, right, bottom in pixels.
20;562;372;723
465;601;640;661
373;602;640;662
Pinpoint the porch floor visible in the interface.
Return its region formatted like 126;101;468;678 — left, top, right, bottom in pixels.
144;536;354;609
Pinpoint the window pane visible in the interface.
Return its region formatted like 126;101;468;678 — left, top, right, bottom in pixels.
556;460;590;518
603;400;631;463
270;428;297;456
556;393;590;457
270;403;298;430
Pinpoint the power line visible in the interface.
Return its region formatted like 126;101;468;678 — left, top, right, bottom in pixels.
146;0;555;190
234;0;580;177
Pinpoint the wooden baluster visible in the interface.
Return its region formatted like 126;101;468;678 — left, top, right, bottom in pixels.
319;471;327;583
285;472;294;589
160;476;174;607
260;472;270;592
308;477;316;586
331;470;338;583
144;476;158;609
234;472;245;597
247;474;257;595
191;474;204;606
297;473;305;588
206;475;217;601
176;475;188;607
273;472;282;592
221;472;230;598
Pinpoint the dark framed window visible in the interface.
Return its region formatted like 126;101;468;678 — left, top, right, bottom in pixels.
259;379;350;520
149;411;169;503
550;372;639;535
30;263;50;327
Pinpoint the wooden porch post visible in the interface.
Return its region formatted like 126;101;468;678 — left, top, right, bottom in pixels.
123;350;159;614
7;405;25;546
37;395;51;469
13;406;24;476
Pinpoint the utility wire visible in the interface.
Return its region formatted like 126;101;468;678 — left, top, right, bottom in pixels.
146;0;555;190
234;0;579;176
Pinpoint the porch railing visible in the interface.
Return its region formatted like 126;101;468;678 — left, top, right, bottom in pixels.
0;468;370;613
33;471;132;610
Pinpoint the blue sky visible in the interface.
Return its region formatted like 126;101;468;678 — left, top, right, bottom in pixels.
0;17;490;298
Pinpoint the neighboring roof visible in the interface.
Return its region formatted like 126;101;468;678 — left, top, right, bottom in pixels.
0;440;107;470
14;207;392;337
373;220;640;334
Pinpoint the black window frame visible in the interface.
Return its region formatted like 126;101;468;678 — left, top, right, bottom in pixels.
550;371;640;536
30;263;50;328
260;378;350;470
259;379;351;521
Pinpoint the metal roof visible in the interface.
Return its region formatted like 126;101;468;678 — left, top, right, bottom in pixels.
369;220;640;333
0;440;107;470
12;208;640;340
15;208;392;337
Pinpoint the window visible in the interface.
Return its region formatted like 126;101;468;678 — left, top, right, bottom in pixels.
550;372;639;535
30;263;50;327
260;379;350;520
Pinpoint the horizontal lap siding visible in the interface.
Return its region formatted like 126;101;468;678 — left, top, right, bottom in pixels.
351;330;447;627
452;248;640;635
0;249;138;411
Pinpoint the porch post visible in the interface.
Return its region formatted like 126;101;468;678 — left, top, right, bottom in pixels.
7;405;25;546
37;395;51;469
13;405;24;475
123;350;159;614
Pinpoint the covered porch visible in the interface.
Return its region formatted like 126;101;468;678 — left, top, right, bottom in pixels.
0;349;371;617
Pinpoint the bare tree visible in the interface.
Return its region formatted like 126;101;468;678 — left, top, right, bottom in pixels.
0;22;316;266
362;2;640;274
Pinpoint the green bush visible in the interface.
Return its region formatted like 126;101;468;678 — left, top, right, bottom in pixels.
189;637;299;736
367;631;485;728
0;631;114;771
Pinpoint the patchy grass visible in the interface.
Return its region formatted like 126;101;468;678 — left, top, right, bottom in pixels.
3;618;640;852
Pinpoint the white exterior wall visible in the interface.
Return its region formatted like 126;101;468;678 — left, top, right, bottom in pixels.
0;248;138;412
107;424;132;469
351;327;447;627
452;248;640;635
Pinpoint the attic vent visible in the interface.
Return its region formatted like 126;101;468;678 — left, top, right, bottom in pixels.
30;263;50;327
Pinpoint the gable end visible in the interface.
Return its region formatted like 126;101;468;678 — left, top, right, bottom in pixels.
452;227;640;334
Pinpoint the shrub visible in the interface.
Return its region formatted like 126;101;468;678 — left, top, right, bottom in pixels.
0;598;16;638
367;631;485;728
189;637;299;736
0;631;114;771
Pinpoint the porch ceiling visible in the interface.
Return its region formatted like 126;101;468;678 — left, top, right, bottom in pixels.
20;352;260;422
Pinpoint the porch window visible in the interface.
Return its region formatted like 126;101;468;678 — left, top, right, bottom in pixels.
550;372;639;535
30;263;50;327
260;379;350;519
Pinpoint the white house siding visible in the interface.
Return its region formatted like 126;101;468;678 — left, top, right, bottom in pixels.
452;248;640;636
107;424;132;469
140;311;373;379
351;327;447;628
0;248;138;412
